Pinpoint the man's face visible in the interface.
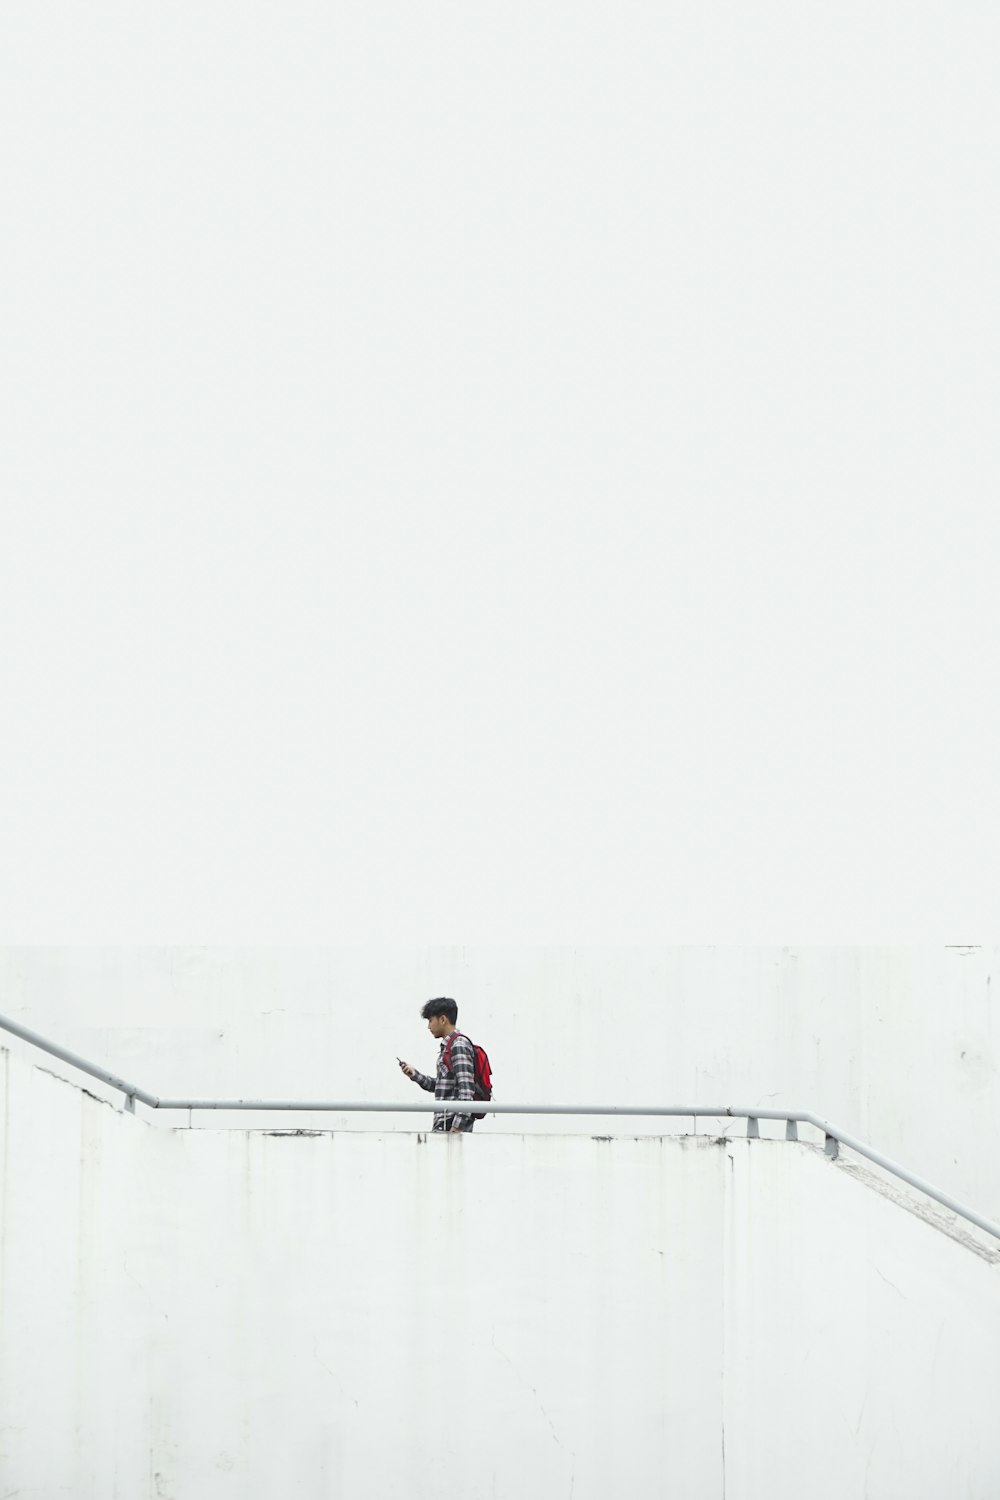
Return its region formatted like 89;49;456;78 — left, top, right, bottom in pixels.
427;1014;448;1039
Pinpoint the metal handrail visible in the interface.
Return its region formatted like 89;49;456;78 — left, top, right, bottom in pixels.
3;1010;1000;1243
0;1012;158;1111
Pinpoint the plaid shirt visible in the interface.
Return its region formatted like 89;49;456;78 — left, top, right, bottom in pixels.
411;1030;476;1131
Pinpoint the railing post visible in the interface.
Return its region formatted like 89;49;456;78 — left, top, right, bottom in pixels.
785;1118;798;1141
747;1116;759;1138
825;1132;839;1159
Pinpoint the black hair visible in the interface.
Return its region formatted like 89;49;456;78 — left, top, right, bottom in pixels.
421;997;458;1025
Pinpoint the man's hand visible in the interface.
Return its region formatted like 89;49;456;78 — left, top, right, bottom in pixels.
398;1059;416;1079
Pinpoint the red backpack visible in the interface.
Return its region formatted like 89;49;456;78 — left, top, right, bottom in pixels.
443;1031;493;1121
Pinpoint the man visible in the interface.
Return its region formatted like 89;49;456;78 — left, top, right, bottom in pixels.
398;997;477;1133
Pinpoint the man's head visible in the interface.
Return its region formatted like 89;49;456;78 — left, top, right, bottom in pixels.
421;997;458;1039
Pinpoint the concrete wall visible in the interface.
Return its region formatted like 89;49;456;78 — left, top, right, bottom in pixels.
3;1044;1000;1499
1;946;997;1220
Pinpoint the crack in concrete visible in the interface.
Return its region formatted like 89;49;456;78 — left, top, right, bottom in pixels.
36;1065;118;1112
491;1331;574;1468
874;1267;907;1298
721;1413;727;1498
312;1341;359;1409
123;1258;169;1322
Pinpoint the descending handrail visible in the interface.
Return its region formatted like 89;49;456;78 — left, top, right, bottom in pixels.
3;1010;1000;1243
0;1011;158;1112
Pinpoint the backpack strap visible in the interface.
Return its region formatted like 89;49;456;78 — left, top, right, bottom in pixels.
443;1031;465;1071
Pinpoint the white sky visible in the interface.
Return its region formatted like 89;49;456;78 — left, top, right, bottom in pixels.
1;2;998;944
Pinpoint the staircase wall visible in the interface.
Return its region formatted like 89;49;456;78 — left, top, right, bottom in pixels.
2;1046;1000;1499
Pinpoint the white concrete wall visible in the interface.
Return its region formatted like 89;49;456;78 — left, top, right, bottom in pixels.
1;946;997;1220
3;1044;1000;1499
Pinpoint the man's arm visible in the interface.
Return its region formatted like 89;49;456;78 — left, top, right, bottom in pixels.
399;1060;436;1093
449;1035;476;1129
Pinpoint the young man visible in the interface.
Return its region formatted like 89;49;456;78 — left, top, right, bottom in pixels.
398;998;477;1133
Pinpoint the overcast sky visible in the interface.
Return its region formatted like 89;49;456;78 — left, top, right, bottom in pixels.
2;2;997;944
